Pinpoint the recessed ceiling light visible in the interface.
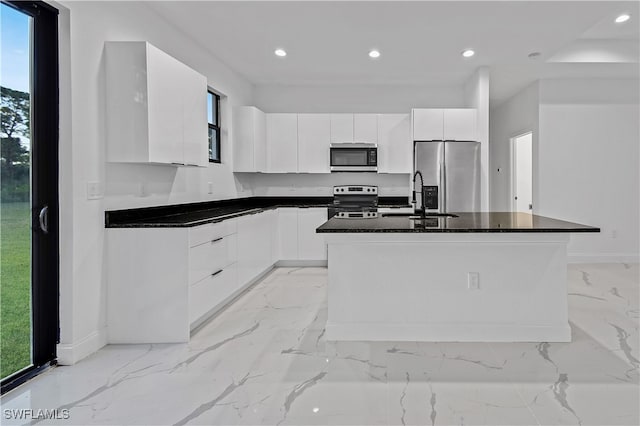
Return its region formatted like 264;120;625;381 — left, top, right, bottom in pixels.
274;48;287;57
462;49;475;58
615;14;630;23
369;49;381;59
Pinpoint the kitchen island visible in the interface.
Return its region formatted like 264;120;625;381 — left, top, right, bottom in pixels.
317;212;599;342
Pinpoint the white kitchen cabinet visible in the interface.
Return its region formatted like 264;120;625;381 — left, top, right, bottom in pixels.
330;114;354;143
182;65;209;166
233;106;266;172
412;109;444;141
298;114;331;173
443;108;477;141
266;114;298;172
412;108;477;141
105;41;208;166
107;218;238;343
297;208;328;260
277;208;299;260
189;263;238;325
354;114;378;143
237;211;273;285
377;114;411;173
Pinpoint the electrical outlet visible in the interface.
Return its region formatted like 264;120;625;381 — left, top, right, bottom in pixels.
86;181;103;200
138;182;146;197
207;182;213;194
468;272;480;290
611;229;618;239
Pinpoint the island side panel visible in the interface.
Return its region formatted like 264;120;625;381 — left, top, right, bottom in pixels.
325;233;571;342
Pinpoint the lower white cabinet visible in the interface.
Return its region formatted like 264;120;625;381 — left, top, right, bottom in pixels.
107;207;327;344
277;208;299;260
189;264;238;324
107;219;239;343
237;210;275;285
277;207;328;261
298;208;328;260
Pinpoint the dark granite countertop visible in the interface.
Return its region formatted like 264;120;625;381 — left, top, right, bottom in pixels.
316;212;600;233
105;196;409;228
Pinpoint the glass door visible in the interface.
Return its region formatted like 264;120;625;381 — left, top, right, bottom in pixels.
1;0;59;393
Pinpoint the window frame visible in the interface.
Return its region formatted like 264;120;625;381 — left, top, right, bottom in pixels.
208;91;221;163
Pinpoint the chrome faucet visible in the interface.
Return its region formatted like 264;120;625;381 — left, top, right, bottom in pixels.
412;170;424;214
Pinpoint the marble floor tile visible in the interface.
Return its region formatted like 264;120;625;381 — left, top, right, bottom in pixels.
1;264;638;425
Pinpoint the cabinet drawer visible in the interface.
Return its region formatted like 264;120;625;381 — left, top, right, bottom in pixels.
189;234;237;286
189;219;237;248
189;263;238;325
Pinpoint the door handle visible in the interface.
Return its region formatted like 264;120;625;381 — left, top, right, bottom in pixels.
39;205;49;234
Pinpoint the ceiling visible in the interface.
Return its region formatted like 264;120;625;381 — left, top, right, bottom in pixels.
147;1;640;106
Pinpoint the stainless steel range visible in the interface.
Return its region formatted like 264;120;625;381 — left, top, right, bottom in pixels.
329;185;378;219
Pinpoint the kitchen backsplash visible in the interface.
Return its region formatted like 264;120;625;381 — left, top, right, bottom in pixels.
236;173;410;197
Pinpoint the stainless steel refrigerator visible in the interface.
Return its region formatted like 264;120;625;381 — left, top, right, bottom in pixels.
414;141;481;213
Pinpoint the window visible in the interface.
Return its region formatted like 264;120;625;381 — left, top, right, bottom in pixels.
207;91;221;163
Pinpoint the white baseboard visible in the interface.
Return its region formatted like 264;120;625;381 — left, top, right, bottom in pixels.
56;327;107;365
568;253;639;264
276;259;328;267
325;322;572;343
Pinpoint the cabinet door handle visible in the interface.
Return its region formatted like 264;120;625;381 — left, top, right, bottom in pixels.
211;269;223;277
211;237;223;244
171;162;185;166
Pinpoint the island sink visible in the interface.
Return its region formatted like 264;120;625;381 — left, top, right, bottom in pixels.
381;212;459;218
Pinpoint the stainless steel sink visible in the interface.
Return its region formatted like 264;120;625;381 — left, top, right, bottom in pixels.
381;212;459;219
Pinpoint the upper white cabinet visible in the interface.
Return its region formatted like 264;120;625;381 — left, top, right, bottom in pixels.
182;65;209;166
377;114;411;173
233;106;266;172
443;109;477;141
354;114;378;143
266;114;298;172
329;114;378;143
105;41;208;166
412;108;477;141
330;114;354;142
298;114;331;173
412;109;443;141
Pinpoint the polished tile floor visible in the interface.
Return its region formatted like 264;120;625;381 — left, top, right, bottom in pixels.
2;264;638;425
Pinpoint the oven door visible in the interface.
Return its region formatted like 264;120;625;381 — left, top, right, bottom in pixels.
330;147;377;172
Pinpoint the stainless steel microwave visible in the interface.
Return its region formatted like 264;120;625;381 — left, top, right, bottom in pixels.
329;143;377;172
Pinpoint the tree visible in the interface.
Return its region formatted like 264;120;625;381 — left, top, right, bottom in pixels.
1;86;30;140
1;86;30;201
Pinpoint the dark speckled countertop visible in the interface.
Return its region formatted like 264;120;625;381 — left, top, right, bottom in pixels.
316;212;600;233
105;196;411;228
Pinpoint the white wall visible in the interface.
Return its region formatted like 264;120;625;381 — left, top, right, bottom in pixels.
490;82;540;212
464;67;490;211
254;84;465;113
57;0;254;364
537;79;639;262
490;79;639;262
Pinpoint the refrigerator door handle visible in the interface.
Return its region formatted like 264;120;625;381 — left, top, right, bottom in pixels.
440;162;446;213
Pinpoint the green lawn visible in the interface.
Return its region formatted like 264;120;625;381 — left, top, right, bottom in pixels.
0;202;32;379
